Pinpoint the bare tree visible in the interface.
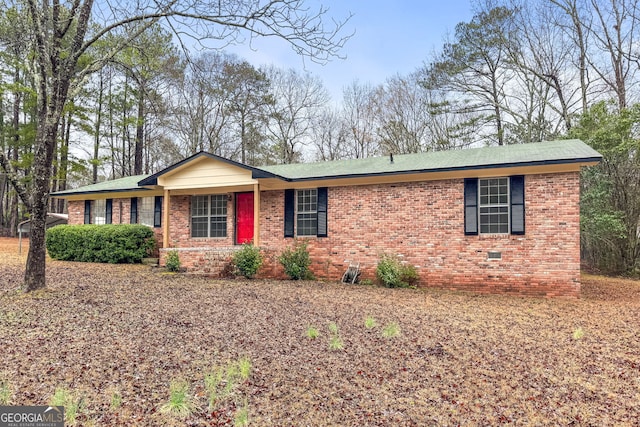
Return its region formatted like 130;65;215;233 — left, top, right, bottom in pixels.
341;80;379;158
312;108;348;161
505;0;585;133
376;73;433;154
547;0;593;113
265;66;329;163
224;60;273;165
167;52;232;156
586;0;639;109
0;0;350;291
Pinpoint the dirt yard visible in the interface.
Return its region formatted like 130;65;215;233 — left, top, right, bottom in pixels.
1;238;639;426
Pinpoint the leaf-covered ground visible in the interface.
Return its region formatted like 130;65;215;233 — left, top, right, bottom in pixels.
1;238;639;426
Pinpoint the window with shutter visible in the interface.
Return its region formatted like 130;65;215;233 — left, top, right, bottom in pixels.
465;176;525;235
284;188;328;238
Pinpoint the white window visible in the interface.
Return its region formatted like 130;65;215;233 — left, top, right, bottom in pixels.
138;197;155;227
91;199;106;225
191;195;227;238
479;178;509;234
296;189;317;236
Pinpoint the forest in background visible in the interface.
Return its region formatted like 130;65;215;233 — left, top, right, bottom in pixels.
1;0;639;275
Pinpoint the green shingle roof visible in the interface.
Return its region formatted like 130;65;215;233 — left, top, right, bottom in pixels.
53;139;600;195
52;174;150;196
261;139;601;180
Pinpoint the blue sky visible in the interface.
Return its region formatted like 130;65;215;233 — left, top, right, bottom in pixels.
224;0;476;101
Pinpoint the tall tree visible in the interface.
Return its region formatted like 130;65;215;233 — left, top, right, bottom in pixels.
571;102;640;273
0;6;35;236
312;108;348;161
265;67;329;163
224;60;273;165
546;0;592;113
425;6;517;145
505;0;582;134
0;0;350;292
340;80;378;158
116;24;178;175
168;52;232;156
586;0;638;109
376;73;433;154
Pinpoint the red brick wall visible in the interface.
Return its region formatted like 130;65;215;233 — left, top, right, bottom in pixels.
159;172;581;297
159;195;236;271
67;200;84;225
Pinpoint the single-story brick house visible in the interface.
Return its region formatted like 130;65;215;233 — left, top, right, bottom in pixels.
52;139;601;297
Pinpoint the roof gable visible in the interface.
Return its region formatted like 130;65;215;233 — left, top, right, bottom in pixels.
138;151;283;186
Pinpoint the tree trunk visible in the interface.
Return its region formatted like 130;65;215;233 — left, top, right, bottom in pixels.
24;121;58;292
93;72;104;183
108;70;116;180
134;86;144;175
49;116;60;213
240;113;246;164
0;94;4;233
56;109;72;213
9;80;21;237
122;75;129;176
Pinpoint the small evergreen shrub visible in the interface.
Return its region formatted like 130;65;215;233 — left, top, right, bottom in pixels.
165;250;181;272
278;241;313;280
376;254;419;288
232;243;263;278
46;224;155;263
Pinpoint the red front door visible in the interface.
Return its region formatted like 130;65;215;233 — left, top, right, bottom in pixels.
235;192;254;245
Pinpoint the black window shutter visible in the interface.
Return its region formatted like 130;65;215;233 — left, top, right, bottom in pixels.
106;199;113;224
464;178;478;235
317;187;328;237
130;198;138;224
284;189;295;238
154;196;162;228
510;175;525;235
84;200;91;224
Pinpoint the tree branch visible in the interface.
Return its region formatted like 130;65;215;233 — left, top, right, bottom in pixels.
0;152;31;210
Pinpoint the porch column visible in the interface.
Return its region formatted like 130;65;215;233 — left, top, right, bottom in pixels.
162;189;170;249
253;183;260;246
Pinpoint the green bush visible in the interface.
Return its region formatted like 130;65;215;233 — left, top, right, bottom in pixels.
165;250;181;272
375;254;419;288
232;243;263;278
278;241;313;280
46;224;155;263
